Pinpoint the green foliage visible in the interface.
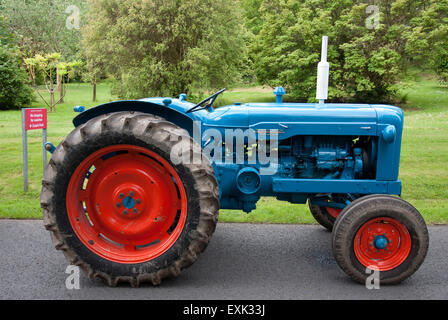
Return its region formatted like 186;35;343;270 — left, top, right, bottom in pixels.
434;49;448;85
83;0;248;99
1;0;87;60
241;0;264;35
251;0;442;103
0;13;33;110
0;15;15;47
24;53;82;111
405;0;448;84
0;45;34;110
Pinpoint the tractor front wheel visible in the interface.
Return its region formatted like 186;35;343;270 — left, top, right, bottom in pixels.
41;112;219;286
332;195;428;284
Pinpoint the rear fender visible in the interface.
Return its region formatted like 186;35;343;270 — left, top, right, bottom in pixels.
73;100;194;136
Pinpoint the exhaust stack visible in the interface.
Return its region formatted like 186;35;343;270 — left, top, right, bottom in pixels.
316;36;329;104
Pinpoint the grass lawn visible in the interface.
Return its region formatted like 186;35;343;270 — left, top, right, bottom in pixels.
0;78;447;225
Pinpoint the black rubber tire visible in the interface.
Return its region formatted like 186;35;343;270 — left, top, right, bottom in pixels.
41;112;220;287
332;195;429;285
308;202;336;231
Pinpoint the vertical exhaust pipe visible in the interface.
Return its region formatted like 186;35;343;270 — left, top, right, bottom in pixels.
316;36;329;105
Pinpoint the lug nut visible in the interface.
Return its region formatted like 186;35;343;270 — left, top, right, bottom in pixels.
136;199;141;204
129;191;135;197
119;193;125;199
116;203;122;208
133;209;138;214
123;210;128;215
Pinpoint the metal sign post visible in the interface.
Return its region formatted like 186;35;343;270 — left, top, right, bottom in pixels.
21;108;48;192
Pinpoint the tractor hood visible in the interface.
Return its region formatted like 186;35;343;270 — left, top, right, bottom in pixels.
202;102;404;139
73;96;402;142
134;97;403;140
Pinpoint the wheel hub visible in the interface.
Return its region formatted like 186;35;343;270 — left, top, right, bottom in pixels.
373;235;388;250
112;185;145;219
354;217;411;271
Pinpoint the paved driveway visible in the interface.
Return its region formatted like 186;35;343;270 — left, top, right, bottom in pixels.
0;220;447;299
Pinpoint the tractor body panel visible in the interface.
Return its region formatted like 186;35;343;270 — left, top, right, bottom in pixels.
193;101;404;212
72;96;404;213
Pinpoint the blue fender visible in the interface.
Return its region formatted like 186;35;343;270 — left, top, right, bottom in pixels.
72;100;195;136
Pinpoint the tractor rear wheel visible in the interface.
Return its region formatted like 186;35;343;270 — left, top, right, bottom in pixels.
41;112;219;287
332;195;428;285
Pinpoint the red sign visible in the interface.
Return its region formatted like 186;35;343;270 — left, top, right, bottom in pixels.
25;108;47;131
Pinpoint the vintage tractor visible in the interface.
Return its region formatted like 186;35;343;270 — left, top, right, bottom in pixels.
41;38;428;287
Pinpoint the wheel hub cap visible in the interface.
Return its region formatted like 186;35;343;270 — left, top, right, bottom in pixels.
373;235;388;250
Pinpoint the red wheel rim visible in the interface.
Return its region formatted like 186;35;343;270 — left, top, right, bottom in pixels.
66;145;188;264
325;207;342;219
354;217;411;271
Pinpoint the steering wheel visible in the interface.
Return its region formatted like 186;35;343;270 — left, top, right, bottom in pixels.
186;89;226;113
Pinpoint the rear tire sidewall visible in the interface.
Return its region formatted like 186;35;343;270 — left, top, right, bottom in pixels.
53;130;201;277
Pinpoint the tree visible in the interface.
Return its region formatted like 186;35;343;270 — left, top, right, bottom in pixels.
1;0;86;60
405;0;448;84
251;0;437;103
83;0;248;99
81;58;105;102
0;15;34;110
24;53;82;112
241;0;264;35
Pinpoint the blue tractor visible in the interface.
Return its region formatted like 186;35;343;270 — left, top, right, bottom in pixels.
41;38;428;287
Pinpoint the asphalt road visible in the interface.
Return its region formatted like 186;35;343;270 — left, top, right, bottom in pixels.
0;220;447;300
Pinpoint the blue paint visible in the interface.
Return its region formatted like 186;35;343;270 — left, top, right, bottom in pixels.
163;98;172;106
273;87;286;104
123;197;135;209
71;89;405;213
374;235;389;250
74;106;85;113
382;125;397;144
236;167;261;195
179;94;187;102
45;142;56;154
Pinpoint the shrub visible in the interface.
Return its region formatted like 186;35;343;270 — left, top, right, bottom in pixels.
0;46;34;110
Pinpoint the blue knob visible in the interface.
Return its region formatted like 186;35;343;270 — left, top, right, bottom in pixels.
163;98;172;106
274;87;286;104
382;125;396;144
74;106;85;113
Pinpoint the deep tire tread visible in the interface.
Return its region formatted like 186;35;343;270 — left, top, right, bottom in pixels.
41;112;220;287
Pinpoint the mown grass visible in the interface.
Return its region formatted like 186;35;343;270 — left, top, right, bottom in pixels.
0;78;447;225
